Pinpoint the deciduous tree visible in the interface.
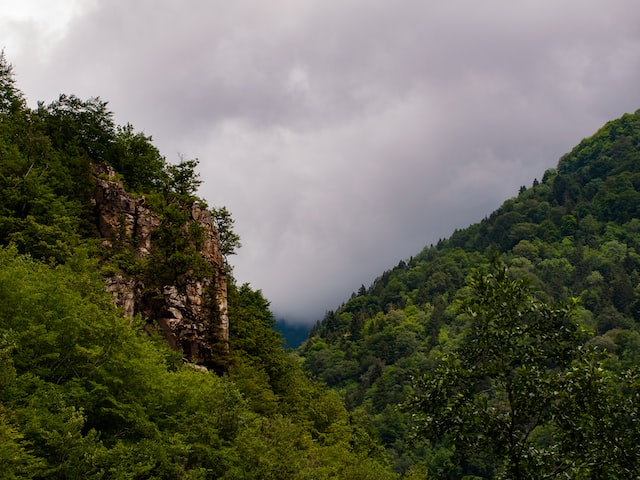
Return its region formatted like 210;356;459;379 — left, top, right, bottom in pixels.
407;259;584;478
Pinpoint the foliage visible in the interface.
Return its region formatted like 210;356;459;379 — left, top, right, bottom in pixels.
37;93;115;164
301;109;640;476
556;356;640;477
0;243;397;478
112;123;168;193
212;206;242;262
166;157;203;200
0;49;26;114
407;261;587;478
0;54;398;478
4;49;640;479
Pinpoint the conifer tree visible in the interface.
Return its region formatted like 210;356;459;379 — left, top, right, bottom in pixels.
0;50;25;114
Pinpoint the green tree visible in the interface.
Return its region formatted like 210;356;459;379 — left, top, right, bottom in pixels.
554;352;640;478
112;123;167;193
0;49;26;114
212;206;242;262
407;259;584;479
166;157;202;200
227;281;287;388
37;94;115;163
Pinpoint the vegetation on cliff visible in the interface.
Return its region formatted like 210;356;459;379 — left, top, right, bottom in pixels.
0;52;396;479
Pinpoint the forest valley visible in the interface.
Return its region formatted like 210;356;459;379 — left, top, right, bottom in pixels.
1;52;639;479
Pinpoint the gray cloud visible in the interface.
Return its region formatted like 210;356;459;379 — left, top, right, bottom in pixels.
5;0;640;323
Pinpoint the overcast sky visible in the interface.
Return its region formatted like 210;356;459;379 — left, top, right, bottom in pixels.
3;1;640;324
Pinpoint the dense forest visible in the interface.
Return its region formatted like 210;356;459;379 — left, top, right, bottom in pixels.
1;47;639;479
302;107;640;477
0;52;397;479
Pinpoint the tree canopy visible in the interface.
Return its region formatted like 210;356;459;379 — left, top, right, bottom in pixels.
407;260;639;478
3;50;640;479
302;109;640;477
0;53;398;479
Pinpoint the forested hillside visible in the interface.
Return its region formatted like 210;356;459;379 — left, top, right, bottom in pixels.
302;110;640;478
3;46;640;479
0;52;398;479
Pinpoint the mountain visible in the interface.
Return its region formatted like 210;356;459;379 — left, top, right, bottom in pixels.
301;109;640;477
0;52;398;479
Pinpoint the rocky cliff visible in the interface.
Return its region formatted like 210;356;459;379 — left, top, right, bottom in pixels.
93;164;228;368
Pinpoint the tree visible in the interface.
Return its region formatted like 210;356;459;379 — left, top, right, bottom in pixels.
166;157;202;200
0;50;26;114
553;352;640;478
212;206;242;262
112;123;167;193
407;259;585;479
37;94;115;162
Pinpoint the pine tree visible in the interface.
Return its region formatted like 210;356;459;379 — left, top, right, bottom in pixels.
0;50;26;115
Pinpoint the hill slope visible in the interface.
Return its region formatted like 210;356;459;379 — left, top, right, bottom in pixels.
301;109;640;477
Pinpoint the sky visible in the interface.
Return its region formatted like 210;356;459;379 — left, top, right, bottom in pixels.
2;1;640;324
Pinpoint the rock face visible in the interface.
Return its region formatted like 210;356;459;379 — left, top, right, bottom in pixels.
93;165;160;258
93;164;228;367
